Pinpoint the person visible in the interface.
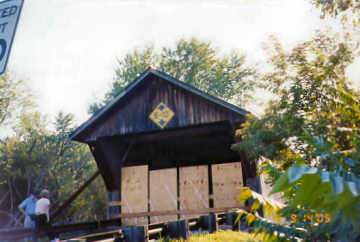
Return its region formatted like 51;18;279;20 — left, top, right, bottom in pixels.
35;189;50;224
18;192;37;228
33;189;56;242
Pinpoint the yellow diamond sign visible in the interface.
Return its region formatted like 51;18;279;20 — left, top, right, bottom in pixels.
149;102;174;129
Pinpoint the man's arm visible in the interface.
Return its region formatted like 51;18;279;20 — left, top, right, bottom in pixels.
18;198;28;216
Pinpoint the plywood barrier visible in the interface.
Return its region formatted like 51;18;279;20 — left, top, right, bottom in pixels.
149;168;177;223
212;162;243;208
121;165;148;225
179;165;209;219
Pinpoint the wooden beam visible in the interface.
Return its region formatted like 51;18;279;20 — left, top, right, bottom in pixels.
100;121;231;145
72;229;123;241
51;140;135;221
108;201;122;206
50;170;101;221
111;206;244;219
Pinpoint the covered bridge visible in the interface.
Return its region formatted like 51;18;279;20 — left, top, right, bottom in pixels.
70;67;259;225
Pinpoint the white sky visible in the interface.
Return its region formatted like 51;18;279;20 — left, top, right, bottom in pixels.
5;0;336;125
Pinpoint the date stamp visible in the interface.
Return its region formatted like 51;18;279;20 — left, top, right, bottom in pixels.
290;213;331;224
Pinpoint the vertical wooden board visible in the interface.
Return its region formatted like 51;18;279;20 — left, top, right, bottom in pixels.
121;165;148;225
149;168;177;223
212;162;243;208
179;166;209;219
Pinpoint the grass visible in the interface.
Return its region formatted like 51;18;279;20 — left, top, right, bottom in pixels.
159;230;270;242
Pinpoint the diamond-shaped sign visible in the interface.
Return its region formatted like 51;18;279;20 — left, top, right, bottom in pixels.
149;102;174;129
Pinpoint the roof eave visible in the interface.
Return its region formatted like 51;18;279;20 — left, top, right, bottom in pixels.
69;69;153;141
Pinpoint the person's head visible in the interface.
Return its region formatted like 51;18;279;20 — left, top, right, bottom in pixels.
29;190;36;199
40;189;49;198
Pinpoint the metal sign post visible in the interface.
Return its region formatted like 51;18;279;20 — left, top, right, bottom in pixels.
0;0;23;75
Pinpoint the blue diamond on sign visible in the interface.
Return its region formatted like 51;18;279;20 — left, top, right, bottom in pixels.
149;102;174;129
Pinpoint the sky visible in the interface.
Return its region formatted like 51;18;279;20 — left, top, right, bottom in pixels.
4;0;345;127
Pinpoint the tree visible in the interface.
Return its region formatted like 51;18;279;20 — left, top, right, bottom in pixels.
45;112;106;223
0;112;106;227
0;72;34;127
232;31;360;240
89;38;256;114
0;70;107;226
314;0;360;21
234;31;355;163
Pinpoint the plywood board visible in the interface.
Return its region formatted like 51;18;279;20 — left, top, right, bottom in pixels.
149;168;177;223
212;162;243;208
121;165;148;225
179;166;209;219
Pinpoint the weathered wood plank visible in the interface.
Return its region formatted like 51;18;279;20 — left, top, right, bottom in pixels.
112;207;243;219
71;229;123;241
179;166;209;219
149;168;177;223
51;170;101;221
212;162;243;208
121;165;148;225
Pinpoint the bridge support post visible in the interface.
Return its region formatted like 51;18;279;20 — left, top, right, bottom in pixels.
225;212;240;231
167;220;188;240
123;226;148;242
199;213;217;233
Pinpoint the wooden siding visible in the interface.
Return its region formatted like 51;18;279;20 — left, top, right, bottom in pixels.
212;162;243;208
78;75;244;142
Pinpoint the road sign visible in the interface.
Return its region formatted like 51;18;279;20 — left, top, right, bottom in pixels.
0;0;23;75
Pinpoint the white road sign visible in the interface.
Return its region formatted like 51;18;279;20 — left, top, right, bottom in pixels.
0;0;23;75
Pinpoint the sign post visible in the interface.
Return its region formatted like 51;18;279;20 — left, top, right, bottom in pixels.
0;0;23;75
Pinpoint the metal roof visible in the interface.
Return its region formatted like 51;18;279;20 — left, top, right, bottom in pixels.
70;67;250;141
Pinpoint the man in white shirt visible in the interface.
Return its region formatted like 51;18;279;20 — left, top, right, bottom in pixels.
33;189;55;242
35;189;50;222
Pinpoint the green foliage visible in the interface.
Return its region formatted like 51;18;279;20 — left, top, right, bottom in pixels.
233;31;356;166
236;84;360;239
89;38;256;114
236;188;305;240
106;45;157;104
0;111;106;226
237;188;284;224
0;72;107;226
270;132;360;240
232;31;360;240
0;72;34;128
313;0;360;25
160;230;272;242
